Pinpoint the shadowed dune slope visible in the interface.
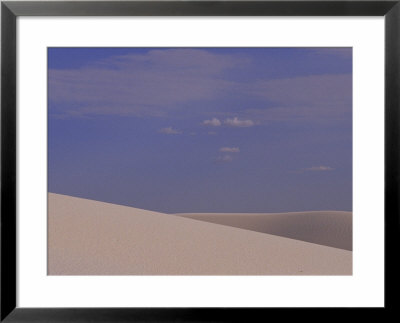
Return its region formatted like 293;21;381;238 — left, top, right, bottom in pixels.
175;211;352;251
48;193;352;275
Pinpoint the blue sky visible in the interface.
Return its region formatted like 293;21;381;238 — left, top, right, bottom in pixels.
48;47;352;213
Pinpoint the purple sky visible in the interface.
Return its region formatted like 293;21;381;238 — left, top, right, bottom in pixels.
48;48;352;213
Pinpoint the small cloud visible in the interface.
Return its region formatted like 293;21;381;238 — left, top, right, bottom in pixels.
305;166;334;171
224;117;254;127
219;147;240;153
215;155;233;163
159;127;182;135
202;118;221;127
189;132;197;136
208;131;217;135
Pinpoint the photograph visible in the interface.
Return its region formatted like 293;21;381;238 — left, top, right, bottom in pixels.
47;47;352;275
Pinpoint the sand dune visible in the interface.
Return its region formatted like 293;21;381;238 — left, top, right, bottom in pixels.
48;193;352;275
175;211;352;251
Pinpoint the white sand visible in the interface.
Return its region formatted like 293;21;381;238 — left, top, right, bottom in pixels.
48;193;352;275
175;211;352;251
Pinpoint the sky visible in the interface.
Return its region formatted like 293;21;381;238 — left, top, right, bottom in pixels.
48;47;352;213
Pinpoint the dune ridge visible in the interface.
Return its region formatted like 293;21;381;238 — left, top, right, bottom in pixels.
48;193;352;275
175;211;352;251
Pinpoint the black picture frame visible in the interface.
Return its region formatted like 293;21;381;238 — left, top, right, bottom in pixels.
1;1;399;321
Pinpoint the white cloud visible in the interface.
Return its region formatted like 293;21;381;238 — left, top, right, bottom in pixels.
219;147;240;153
305;166;334;171
49;49;237;118
215;155;233;163
159;127;182;135
202;118;221;127
245;74;352;124
49;48;351;125
224;117;254;127
252;74;351;108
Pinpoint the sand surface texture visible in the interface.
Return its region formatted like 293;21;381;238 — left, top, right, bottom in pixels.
176;211;352;251
48;193;352;275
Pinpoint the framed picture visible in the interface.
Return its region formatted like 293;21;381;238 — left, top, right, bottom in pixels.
1;0;398;320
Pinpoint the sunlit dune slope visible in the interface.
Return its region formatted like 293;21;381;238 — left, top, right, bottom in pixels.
48;193;352;275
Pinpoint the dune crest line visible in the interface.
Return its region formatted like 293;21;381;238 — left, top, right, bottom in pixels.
175;211;352;251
